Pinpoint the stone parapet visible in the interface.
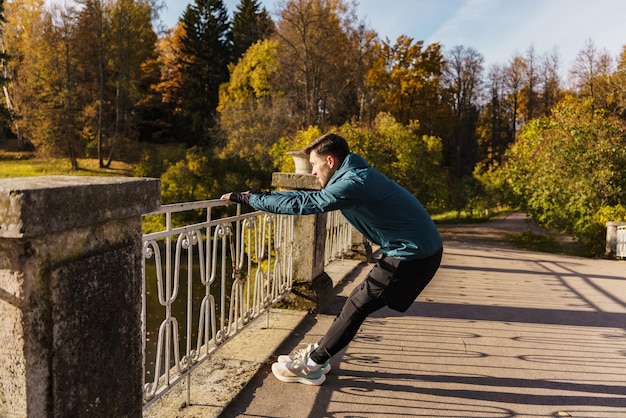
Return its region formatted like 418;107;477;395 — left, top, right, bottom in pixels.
0;176;160;417
0;176;160;238
271;172;320;191
270;172;331;311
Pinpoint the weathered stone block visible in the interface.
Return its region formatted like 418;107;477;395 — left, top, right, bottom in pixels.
0;176;160;238
0;176;159;417
271;172;321;191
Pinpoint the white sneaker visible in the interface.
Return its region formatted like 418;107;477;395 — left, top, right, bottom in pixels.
271;360;326;385
277;343;331;374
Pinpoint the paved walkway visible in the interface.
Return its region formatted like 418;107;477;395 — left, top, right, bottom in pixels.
218;214;626;418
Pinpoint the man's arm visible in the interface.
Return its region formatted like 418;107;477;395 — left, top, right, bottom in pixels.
220;191;252;205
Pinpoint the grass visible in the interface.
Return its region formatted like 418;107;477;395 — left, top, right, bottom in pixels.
0;155;135;178
509;231;588;257
0;137;137;178
431;208;505;224
508;231;565;253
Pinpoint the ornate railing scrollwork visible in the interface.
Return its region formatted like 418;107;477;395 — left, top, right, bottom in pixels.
141;201;294;407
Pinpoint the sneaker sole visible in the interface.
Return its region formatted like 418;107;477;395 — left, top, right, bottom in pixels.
276;356;332;374
271;363;326;386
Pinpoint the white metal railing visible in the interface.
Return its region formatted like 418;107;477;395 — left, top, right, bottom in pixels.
141;200;293;408
325;210;353;264
617;225;626;258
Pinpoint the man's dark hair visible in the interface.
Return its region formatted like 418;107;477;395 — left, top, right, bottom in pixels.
304;133;350;164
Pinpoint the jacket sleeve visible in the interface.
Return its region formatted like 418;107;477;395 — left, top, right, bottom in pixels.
249;176;366;215
248;189;337;214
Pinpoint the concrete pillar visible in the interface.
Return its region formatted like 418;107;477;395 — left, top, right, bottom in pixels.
271;172;331;310
0;176;160;418
605;221;626;257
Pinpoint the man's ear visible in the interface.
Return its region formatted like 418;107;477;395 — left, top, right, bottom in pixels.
327;154;336;168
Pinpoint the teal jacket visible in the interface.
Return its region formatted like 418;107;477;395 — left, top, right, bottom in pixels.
249;153;442;259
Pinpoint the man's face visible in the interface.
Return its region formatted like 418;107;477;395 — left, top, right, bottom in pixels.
309;150;337;188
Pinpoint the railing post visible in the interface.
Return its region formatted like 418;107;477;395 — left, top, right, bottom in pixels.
0;176;160;418
271;172;332;311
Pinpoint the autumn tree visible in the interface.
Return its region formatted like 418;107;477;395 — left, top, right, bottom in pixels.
570;38;613;111
4;0;158;166
604;45;626;120
539;47;562;114
231;0;274;61
178;0;232;146
365;36;446;133
477;46;564;169
0;0;16;142
73;0;109;166
4;0;47;150
442;45;483;179
503;54;525;139
34;4;83;168
145;23;186;143
476;64;512;166
106;0;157;164
521;45;540;121
274;0;367;129
517;45;563;121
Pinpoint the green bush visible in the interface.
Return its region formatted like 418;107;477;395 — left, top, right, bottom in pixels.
500;96;626;255
579;205;626;256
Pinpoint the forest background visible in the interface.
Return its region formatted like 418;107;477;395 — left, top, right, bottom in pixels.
1;0;626;257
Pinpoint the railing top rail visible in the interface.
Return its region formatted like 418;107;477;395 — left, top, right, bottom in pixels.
142;208;264;241
144;198;227;215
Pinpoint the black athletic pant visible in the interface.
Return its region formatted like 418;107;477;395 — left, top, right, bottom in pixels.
310;247;443;365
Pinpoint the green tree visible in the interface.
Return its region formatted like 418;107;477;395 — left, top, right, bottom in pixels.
340;113;449;211
606;45;626;119
217;39;294;177
231;0;274;61
503;96;626;254
179;0;232;146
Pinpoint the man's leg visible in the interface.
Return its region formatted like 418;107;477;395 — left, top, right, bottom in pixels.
310;257;399;364
311;248;443;364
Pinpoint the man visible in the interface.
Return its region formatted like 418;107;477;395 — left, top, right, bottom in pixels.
221;133;443;386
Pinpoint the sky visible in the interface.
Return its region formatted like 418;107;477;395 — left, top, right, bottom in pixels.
158;0;626;81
